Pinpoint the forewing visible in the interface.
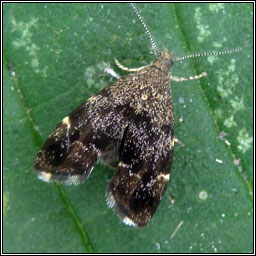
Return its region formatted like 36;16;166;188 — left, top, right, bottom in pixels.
106;111;174;227
34;87;133;184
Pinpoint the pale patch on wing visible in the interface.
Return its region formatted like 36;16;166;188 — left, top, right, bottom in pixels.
106;191;115;208
37;171;52;182
106;190;137;227
123;216;137;227
118;161;130;168
36;166;94;185
156;173;170;181
62;116;71;130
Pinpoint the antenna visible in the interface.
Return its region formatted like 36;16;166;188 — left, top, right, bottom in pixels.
174;48;242;62
130;4;242;63
130;3;160;57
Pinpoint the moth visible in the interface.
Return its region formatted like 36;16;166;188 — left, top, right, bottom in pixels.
34;3;241;227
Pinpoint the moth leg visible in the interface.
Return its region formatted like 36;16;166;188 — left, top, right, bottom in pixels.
170;71;207;82
104;66;120;79
114;59;148;72
174;137;184;147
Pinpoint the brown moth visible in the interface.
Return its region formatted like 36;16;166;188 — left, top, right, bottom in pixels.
34;3;241;227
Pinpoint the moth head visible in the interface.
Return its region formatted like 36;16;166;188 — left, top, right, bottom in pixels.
153;48;174;73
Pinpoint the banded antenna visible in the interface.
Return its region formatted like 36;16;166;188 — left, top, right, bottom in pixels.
130;3;160;57
130;3;242;62
175;47;242;62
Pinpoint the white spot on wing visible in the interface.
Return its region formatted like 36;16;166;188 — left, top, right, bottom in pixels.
119;162;129;168
123;216;137;227
106;191;115;208
157;173;170;181
62;116;71;130
37;171;52;182
37;172;91;185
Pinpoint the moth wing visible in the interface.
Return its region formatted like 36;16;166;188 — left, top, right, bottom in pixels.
34;88;132;185
106;111;174;227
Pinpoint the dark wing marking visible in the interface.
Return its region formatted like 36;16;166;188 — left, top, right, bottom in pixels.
34;87;133;184
106;111;174;227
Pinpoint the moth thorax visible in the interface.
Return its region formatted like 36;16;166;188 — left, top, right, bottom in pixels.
153;48;174;73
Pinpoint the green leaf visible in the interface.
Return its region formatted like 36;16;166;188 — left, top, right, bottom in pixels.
3;3;252;253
